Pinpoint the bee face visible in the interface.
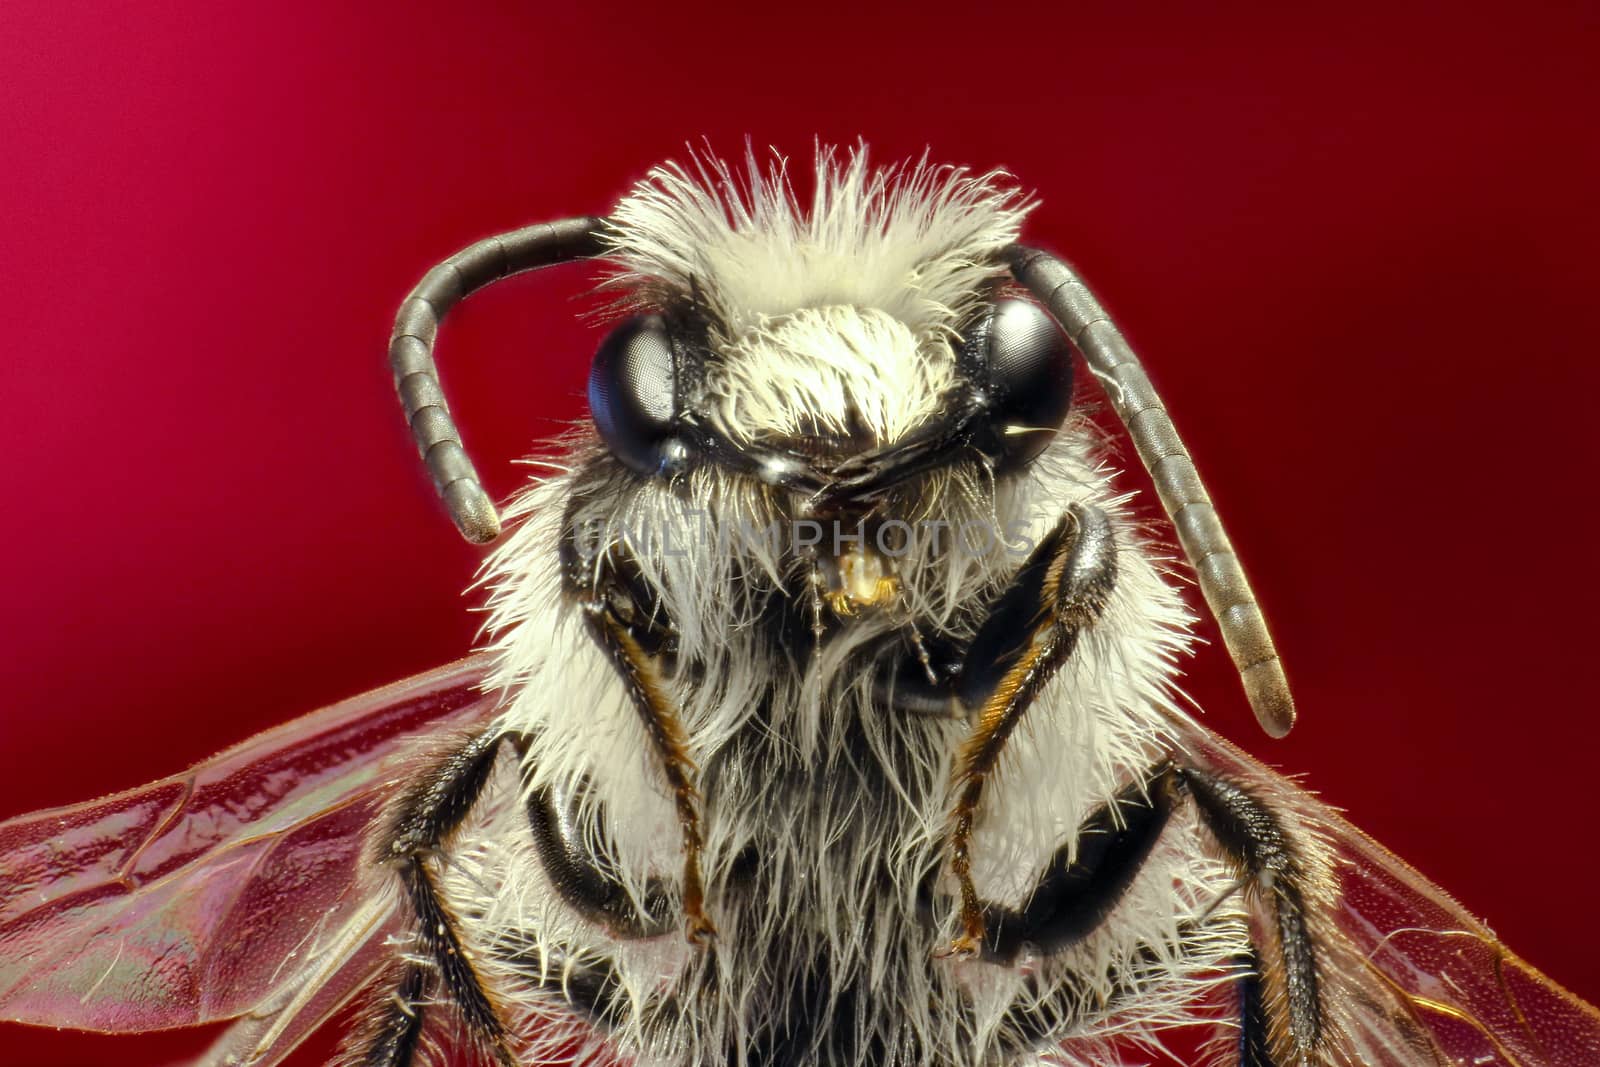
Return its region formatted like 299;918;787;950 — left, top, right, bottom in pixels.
583;303;1076;631
589;299;1073;475
705;305;954;453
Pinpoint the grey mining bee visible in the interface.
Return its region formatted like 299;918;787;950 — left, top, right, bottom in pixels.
2;147;1597;1067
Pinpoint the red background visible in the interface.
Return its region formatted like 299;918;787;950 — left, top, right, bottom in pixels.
3;3;1597;1064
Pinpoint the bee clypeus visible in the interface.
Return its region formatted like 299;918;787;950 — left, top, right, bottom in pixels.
2;149;1596;1067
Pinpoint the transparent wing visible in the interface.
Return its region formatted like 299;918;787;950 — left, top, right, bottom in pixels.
1163;714;1600;1067
0;654;498;1046
193;889;401;1067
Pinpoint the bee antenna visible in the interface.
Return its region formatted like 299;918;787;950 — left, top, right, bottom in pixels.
1005;245;1297;738
390;217;610;543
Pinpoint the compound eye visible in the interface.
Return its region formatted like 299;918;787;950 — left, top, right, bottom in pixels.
588;315;683;476
979;299;1074;470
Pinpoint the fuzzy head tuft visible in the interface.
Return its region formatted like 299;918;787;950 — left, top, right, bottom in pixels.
603;146;1034;445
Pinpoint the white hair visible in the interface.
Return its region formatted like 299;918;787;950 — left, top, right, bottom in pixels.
471;146;1251;1067
603;148;1034;446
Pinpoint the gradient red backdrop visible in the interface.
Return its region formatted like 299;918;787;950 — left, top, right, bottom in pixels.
3;3;1597;1064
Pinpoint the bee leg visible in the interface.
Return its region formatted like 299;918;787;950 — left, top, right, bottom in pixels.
944;502;1118;958
345;960;434;1067
1235;949;1277;1067
976;762;1179;964
523;771;675;939
584;607;714;945
1177;766;1323;1065
562;536;714;946
382;728;519;1067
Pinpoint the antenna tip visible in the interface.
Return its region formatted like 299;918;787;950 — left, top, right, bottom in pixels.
444;482;502;544
1241;658;1296;738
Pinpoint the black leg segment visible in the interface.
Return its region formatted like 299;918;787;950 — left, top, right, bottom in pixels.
348;961;434;1067
972;760;1321;1066
381;729;517;1066
979;762;1179;965
524;773;674;940
1235;949;1277;1067
1179;766;1323;1063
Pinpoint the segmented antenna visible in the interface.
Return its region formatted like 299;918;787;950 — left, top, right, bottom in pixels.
390;216;608;543
1005;245;1296;738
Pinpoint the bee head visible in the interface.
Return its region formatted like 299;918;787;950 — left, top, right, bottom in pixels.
593;149;1069;490
572;150;1068;620
397;145;1297;736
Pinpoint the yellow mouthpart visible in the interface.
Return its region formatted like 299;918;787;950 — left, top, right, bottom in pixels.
826;548;901;615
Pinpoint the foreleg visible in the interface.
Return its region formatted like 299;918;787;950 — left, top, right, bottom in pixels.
944;502;1118;957
562;535;713;945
